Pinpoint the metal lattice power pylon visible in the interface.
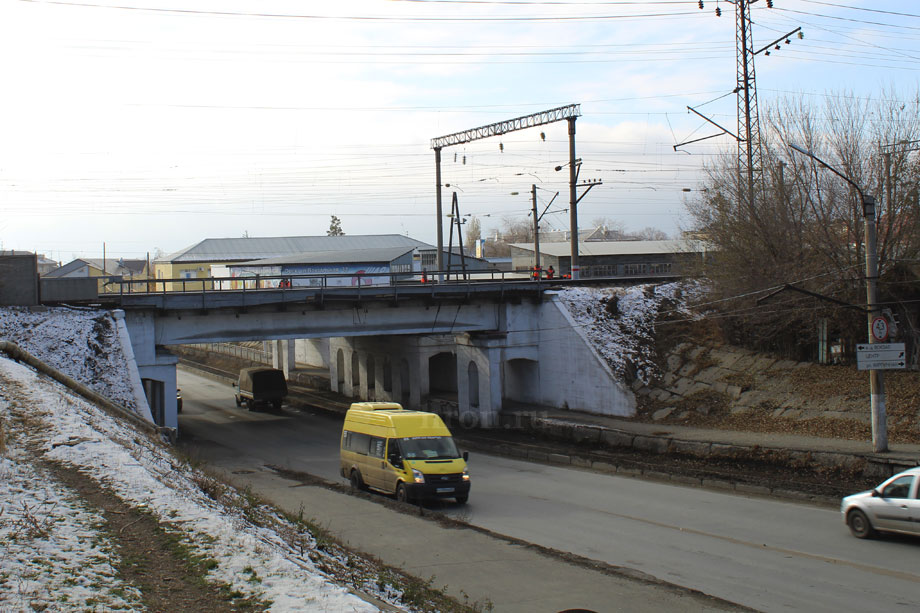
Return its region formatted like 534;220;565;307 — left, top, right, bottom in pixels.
733;0;765;212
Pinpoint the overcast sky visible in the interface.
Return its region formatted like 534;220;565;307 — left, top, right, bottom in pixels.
1;0;918;262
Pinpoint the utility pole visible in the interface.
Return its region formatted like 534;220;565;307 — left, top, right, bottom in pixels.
862;192;887;452
532;184;541;275
527;184;559;279
790;144;887;452
435;147;444;279
567;116;579;279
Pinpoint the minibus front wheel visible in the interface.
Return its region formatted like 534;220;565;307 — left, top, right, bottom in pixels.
396;483;410;504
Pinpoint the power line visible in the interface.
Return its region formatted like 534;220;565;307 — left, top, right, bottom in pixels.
21;1;704;22
799;1;920;20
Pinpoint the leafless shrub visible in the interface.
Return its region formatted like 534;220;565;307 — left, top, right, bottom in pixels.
4;500;59;540
685;88;920;360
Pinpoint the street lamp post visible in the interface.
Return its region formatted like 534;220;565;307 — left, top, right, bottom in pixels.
789;144;888;452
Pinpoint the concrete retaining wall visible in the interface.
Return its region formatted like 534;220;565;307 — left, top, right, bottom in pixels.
500;411;914;481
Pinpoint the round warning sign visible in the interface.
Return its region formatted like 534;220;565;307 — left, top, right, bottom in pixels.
871;316;889;342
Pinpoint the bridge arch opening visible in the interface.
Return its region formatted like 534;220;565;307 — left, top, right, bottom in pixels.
504;358;539;405
351;351;360;396
336;348;345;394
142;378;165;426
428;352;457;400
468;361;480;408
399;358;410;406
367;354;376;400
383;357;393;393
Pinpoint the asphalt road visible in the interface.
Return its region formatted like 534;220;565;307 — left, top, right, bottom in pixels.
178;369;920;612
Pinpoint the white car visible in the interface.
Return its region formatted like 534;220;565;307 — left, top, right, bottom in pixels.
841;466;920;539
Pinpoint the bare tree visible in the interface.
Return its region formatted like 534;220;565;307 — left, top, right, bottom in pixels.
685;89;920;358
634;227;669;241
465;216;482;246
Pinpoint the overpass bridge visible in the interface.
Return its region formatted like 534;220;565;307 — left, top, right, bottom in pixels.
99;273;673;432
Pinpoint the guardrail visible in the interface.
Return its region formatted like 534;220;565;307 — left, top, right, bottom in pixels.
103;268;542;297
198;342;271;365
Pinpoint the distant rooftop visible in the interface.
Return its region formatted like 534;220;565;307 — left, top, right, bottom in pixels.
234;246;416;267
158;235;434;263
509;240;706;257
44;258;146;278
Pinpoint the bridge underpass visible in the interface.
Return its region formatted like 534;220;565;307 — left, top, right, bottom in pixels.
117;281;638;433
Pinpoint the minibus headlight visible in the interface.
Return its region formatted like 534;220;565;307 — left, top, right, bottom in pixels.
412;468;425;484
462;468;470;482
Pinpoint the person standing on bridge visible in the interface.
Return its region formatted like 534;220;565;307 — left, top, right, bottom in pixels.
546;266;555;280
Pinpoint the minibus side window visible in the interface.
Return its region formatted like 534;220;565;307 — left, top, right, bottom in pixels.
344;431;371;455
369;436;385;459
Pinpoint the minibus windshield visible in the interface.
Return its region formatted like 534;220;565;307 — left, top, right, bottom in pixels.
398;436;460;460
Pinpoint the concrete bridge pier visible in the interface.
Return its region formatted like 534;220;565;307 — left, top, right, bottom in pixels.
122;310;179;429
271;340;296;378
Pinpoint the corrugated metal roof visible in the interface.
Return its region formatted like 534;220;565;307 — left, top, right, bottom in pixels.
234;247;416;266
43;258;146;277
159;234;434;263
509;240;706;257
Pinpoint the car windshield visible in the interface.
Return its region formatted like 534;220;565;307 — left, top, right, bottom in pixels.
398;436;460;460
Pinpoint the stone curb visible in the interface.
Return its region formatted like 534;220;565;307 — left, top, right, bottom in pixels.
500;412;920;482
459;437;840;506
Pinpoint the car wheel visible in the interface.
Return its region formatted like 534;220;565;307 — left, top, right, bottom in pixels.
245;398;254;412
272;400;282;413
848;509;876;539
396;483;410;503
455;495;468;504
350;470;365;491
235;395;242;408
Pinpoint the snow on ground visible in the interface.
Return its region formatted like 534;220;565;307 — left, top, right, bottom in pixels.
0;306;388;611
0;357;381;612
0;306;138;412
556;281;700;384
0;452;145;610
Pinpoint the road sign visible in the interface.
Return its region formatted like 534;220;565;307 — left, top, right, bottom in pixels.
871;317;889;342
856;342;906;371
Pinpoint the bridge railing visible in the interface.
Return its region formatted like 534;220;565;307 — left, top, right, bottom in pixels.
105;268;542;297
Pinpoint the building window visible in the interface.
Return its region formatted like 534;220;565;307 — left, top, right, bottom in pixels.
624;263;649;276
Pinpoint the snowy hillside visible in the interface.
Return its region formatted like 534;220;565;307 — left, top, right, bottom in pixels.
556;282;700;384
0;355;389;611
0;306;138;412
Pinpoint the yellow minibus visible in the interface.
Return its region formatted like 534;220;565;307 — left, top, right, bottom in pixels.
340;402;470;504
